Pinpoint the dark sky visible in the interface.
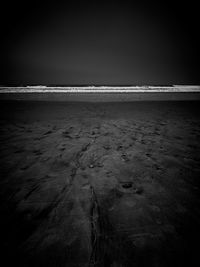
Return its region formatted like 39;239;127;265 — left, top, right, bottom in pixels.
1;1;199;85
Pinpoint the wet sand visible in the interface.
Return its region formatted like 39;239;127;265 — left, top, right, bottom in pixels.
1;92;200;102
0;100;200;267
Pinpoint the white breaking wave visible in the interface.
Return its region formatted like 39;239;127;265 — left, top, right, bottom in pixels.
0;86;200;93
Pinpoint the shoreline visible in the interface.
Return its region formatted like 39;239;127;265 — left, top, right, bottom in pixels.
1;92;200;102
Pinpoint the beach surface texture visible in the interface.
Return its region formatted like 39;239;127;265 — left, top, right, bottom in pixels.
0;100;200;266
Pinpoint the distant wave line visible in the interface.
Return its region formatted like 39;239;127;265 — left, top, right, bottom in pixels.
0;86;200;93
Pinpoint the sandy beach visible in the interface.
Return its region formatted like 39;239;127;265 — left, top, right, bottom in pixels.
0;100;200;267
